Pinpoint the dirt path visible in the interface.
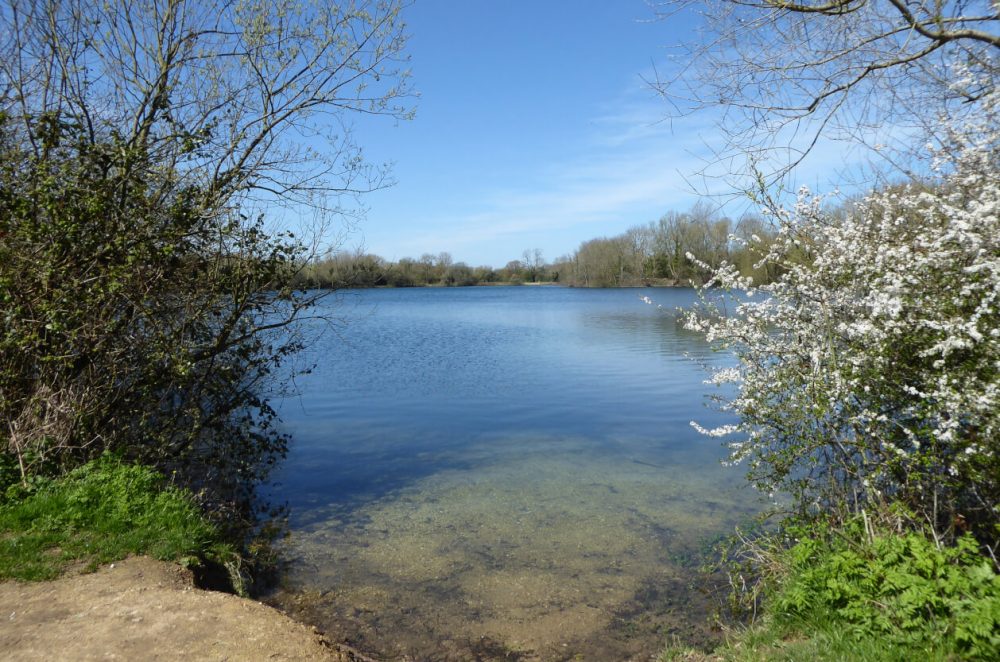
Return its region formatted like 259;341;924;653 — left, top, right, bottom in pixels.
0;557;372;661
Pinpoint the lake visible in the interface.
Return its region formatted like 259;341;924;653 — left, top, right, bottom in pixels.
266;286;760;661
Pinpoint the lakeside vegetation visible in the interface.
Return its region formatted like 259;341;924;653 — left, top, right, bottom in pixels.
0;0;411;590
1;0;998;660
292;203;783;289
662;140;1000;658
663;517;1000;661
0;456;236;585
657;0;1000;658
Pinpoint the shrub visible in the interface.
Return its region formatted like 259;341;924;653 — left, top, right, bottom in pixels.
0;114;305;518
0;0;409;520
686;80;1000;545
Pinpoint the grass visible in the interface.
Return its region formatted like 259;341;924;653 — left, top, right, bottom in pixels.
0;455;234;582
705;615;968;661
661;605;994;661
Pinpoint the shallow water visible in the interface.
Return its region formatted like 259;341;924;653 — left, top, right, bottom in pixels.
267;287;760;661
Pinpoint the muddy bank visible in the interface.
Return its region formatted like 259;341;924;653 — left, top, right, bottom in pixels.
0;556;372;662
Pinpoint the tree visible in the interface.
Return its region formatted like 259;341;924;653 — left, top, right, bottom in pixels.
649;211;690;281
622;226;653;282
573;237;628;287
685;91;1000;548
1;0;411;210
0;0;411;511
654;0;1000;181
521;248;545;282
500;259;524;283
443;262;476;286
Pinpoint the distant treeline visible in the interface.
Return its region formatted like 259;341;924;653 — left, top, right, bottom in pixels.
290;249;555;289
554;202;782;287
291;202;783;289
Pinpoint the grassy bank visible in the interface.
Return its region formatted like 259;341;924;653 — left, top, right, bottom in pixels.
662;515;1000;661
0;455;237;585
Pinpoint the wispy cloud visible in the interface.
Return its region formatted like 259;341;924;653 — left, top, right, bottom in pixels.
370;92;738;263
364;77;875;266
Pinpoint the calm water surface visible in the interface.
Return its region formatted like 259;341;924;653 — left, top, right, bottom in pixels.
267;286;760;661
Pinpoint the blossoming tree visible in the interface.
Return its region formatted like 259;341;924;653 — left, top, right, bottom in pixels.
686;84;999;549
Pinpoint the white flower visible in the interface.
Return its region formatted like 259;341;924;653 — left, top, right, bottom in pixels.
687;78;1000;517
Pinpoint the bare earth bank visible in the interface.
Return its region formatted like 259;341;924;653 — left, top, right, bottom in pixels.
0;556;374;662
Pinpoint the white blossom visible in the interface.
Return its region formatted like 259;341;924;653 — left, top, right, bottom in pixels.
686;80;1000;519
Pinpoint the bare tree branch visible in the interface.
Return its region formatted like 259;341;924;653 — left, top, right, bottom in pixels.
652;0;999;183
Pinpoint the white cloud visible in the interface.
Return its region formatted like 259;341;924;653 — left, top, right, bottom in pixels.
367;94;738;263
362;77;878;266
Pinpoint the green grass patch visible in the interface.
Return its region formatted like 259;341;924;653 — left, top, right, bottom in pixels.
0;455;234;581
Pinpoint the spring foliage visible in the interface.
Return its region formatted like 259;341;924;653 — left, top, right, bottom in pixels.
771;517;1000;659
0;0;410;514
0;456;231;581
0;111;307;513
686;83;1000;543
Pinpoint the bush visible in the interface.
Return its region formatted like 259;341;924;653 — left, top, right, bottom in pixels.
0;114;306;519
0;0;410;525
686;81;1000;545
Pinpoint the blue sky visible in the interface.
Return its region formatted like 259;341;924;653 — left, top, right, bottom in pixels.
340;1;849;268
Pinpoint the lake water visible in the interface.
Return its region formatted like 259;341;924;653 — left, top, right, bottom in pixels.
266;286;760;661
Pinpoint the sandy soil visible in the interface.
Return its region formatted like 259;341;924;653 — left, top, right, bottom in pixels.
0;557;374;662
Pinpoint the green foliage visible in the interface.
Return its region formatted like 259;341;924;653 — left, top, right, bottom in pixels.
291;250;548;289
713;616;945;662
0;456;233;581
1;0;411;539
695;515;1000;660
0;108;304;514
553;205;782;288
766;518;1000;659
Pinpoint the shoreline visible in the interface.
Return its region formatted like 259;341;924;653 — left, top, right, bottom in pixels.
0;556;376;662
302;279;691;291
